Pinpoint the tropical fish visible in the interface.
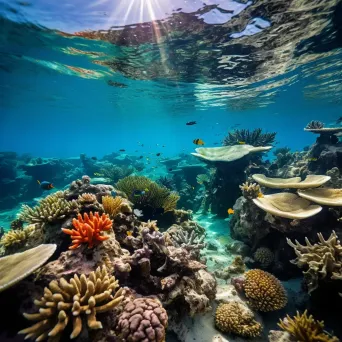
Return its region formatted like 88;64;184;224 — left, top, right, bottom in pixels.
91;156;97;160
139;156;143;159
37;180;54;190
156;153;161;156
257;192;264;198
227;208;234;215
193;138;205;145
186;121;197;126
126;231;133;236
238;141;245;145
336;116;342;124
133;209;143;217
94;172;104;177
132;189;149;197
308;157;318;162
119;149;125;152
111;190;117;197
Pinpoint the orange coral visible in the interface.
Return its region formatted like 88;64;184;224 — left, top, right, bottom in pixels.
62;212;112;249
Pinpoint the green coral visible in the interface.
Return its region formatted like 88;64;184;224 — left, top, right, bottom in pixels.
223;128;276;147
18;191;80;225
116;176;179;213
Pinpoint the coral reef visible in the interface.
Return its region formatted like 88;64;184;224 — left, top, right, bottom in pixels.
157;176;175;190
277;310;340;342
0;244;56;292
239;181;262;200
19;266;125;341
214;255;246;281
170;229;206;253
287;231;342;293
233;269;287;312
62;212;113;249
116;297;168;342
18;191;80;225
223;128;276;147
253;247;274;268
102;195;123;217
305;120;324;130
0;224;36;249
101;164;134;183
215;301;262;337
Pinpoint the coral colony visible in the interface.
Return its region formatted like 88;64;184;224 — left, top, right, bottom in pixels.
0;125;342;341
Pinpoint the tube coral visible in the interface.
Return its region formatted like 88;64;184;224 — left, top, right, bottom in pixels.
62;212;113;249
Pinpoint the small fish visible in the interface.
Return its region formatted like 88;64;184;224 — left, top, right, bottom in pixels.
111;190;117;197
257;192;264;198
214;142;219;145
238;141;245;145
126;231;133;236
37;180;54;190
132;189;149;197
156;153;161;156
139;156;143;159
227;208;234;215
186;121;197;126
336;116;342;124
168;168;173;171
162;145;165;147
94;172;104;177
119;149;125;152
193;138;205;145
133;209;143;217
308;157;318;162
91;156;97;160
107;80;128;88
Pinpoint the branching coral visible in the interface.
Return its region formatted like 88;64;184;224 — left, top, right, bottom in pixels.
305;120;324;129
62;212;113;249
18;191;80;225
239;182;262;200
116;297;168;342
116;176;179;213
78;193;97;204
278;310;340;342
102;195;123;217
235;269;287;312
18;266;125;341
171;229;206;252
196;174;210;185
223;128;276;147
101;164;134;183
0;224;36;248
157;176;175;190
215;301;262;337
10;218;24;230
287;231;342;293
254;247;274;268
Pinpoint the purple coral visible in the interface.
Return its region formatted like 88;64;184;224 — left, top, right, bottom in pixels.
117;297;168;342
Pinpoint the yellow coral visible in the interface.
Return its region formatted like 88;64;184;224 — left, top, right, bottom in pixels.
0;225;36;248
278;310;340;342
19;266;125;341
215;301;262;337
102;195;123;217
244;269;287;312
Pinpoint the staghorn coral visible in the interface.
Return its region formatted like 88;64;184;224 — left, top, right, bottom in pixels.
116;176;179;213
102;195;123;217
157;176;175;190
171;229;206;252
18;191;80;225
287;231;342;293
223;128;276;147
116;297;168;342
10;218;24;230
305;120;324;130
215;301;262;337
0;224;36;248
62;212;113;249
19;266;125;341
239;182;262;200
254;247;274;268
278;310;340;342
235;269;287;312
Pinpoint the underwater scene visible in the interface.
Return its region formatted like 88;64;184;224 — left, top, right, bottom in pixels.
1;0;342;341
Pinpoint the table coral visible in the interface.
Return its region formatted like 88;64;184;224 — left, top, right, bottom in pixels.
62;212;113;249
116;297;168;342
278;310;340;342
19;266;125;341
287;231;342;293
215;301;262;337
235;269;287;312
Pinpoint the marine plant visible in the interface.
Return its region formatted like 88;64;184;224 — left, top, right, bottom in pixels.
287;231;342;293
19;266;125;341
278;310;339;342
102;195;123;217
0;224;36;248
18;191;80;225
101;164;134;183
215;301;262;337
62;212;113;249
116;176;179;213
223;128;276;147
305;120;324;129
116;297;168;342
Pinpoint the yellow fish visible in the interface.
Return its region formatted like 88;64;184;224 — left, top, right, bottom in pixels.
257;192;264;198
308;158;317;162
227;208;234;215
94;172;104;177
238;141;246;145
193;138;205;145
126;231;133;236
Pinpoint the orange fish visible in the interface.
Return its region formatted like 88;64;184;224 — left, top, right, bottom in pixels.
126;231;133;236
193;138;205;145
227;208;234;215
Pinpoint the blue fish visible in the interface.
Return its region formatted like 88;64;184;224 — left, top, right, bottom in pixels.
37;180;54;190
132;189;149;197
111;190;117;197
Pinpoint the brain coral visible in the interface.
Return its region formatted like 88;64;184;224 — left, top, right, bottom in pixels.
244;269;287;312
116;297;168;342
215;301;262;338
253;247;274;268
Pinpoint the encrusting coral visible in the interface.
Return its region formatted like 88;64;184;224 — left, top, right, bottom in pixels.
254;247;274;268
102;195;123;217
233;269;287;312
0;224;36;248
116;176;179;213
287;231;342;293
18;191;80;225
215;301;262;337
19;266;125;341
0;244;57;293
116;297;168;342
62;212;113;249
223;128;276;147
239;181;262;200
278;310;340;342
